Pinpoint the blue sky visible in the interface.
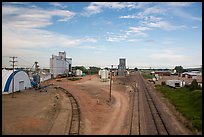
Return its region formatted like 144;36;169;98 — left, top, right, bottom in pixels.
2;2;202;69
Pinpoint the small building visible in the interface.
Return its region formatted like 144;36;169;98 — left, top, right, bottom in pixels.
165;80;184;88
151;71;171;76
180;71;202;79
2;69;31;94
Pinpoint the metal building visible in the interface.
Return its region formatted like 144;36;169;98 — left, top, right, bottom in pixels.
50;51;72;78
2;69;31;94
118;58;126;76
166;80;185;88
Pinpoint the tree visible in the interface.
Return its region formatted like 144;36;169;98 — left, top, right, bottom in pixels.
134;67;138;71
72;66;88;74
174;66;184;73
89;66;101;75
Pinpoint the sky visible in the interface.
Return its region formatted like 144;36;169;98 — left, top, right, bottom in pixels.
2;2;202;69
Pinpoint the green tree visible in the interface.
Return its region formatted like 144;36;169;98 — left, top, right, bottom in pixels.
89;66;101;75
72;66;88;73
174;66;184;73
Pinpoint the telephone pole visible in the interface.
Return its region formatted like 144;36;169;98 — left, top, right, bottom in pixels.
109;65;113;102
9;56;17;98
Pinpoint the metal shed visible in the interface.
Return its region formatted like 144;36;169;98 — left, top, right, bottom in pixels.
165;80;184;88
2;69;31;94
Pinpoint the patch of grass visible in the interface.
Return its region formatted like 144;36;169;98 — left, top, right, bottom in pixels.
155;85;202;132
68;77;82;81
141;72;154;79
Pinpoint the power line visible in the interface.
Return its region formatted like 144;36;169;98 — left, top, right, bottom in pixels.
9;56;17;98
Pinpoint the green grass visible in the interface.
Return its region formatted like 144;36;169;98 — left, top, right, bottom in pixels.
68;77;82;81
141;72;154;79
155;85;202;132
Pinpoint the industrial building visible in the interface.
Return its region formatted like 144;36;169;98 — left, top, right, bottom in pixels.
50;51;72;78
118;58;126;76
2;69;31;94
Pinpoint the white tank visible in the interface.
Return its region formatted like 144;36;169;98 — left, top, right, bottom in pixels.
76;69;82;76
101;70;108;82
98;69;102;76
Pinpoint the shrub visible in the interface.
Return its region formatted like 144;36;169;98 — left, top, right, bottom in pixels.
189;79;201;91
161;81;166;86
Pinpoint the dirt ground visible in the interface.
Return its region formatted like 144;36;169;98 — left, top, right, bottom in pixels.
2;74;195;135
50;75;132;135
2;86;71;135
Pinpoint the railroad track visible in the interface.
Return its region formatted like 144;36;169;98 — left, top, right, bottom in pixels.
130;72;170;135
54;86;81;135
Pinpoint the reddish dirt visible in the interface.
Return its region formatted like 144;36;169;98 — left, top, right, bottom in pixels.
49;75;131;135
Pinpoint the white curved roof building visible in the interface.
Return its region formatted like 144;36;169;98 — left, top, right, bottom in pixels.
2;69;31;94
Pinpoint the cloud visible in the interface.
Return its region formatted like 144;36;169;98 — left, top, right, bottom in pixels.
2;5;76;29
142;6;166;15
106;34;127;42
141;20;186;31
126;26;151;36
83;2;150;16
171;8;201;21
192;26;198;29
2;4;98;59
166;2;193;7
105;26;151;42
3;2;30;5
49;2;67;8
150;49;186;63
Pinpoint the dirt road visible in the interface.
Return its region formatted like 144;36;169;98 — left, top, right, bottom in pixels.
51;75;131;135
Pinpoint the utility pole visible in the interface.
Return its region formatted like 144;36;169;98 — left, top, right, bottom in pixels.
9;56;17;98
109;65;113;102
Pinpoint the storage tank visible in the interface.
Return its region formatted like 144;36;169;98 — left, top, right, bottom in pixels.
98;69;102;78
101;70;108;82
76;69;82;77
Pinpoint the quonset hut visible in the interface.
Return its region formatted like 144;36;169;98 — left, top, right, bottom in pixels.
2;69;31;94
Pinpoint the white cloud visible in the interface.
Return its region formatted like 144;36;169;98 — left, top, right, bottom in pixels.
126;26;151;36
83;2;151;16
150;49;186;63
142;20;186;31
192;26;198;29
171;8;201;21
3;2;30;5
166;2;193;7
2;4;98;60
2;5;76;29
142;6;166;15
49;2;67;8
106;34;127;42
